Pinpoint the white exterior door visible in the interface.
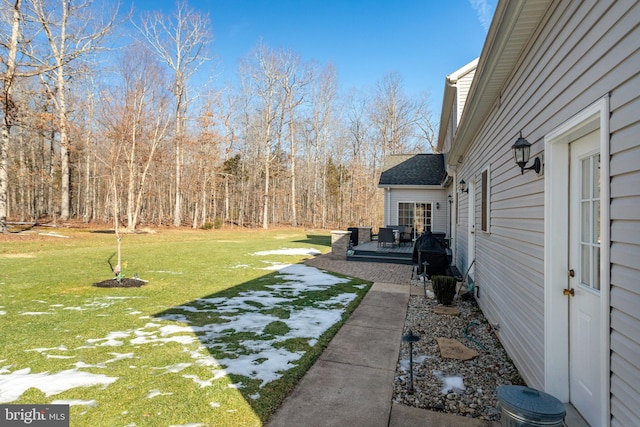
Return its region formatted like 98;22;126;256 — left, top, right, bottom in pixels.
568;130;601;425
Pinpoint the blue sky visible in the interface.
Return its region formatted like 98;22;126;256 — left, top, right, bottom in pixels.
129;0;496;117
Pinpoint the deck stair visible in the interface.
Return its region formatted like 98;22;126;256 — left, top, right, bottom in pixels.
347;241;414;265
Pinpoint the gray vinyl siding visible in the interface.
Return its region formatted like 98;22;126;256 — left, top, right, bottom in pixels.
609;58;640;426
452;1;640;416
443;114;455;154
387;188;447;232
456;69;475;124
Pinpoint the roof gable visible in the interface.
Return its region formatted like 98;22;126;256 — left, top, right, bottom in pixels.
378;154;445;187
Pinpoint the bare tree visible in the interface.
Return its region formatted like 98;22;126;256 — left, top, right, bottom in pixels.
415;92;436;152
240;41;284;229
0;0;22;232
369;72;417;156
309;64;337;228
135;0;212;227
213;88;237;223
101;44;171;231
277;49;312;227
191;95;221;228
29;0;119;220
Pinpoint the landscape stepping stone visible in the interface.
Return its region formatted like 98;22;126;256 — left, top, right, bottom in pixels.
436;337;479;360
433;306;460;316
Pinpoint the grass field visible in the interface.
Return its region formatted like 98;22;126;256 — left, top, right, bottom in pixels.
0;227;371;426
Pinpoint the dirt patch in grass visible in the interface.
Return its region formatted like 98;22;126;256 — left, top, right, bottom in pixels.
93;278;147;288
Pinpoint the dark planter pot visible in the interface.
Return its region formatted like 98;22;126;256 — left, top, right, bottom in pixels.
432;275;457;305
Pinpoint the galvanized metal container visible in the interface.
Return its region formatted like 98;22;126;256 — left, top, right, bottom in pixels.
497;385;566;427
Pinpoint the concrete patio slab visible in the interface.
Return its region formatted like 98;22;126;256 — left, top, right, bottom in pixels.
368;282;411;294
389;403;499;427
360;288;410;310
268;359;394;427
320;323;402;370
346;304;407;331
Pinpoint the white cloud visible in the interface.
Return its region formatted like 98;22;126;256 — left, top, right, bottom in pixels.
469;0;495;31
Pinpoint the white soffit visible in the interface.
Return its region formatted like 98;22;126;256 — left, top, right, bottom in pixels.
448;0;553;166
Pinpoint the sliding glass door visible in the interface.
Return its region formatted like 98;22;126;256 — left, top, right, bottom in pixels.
398;202;432;233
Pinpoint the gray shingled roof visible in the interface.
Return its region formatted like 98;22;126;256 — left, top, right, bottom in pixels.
378;154;445;186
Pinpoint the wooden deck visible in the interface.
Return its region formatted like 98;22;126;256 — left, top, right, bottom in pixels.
353;240;413;254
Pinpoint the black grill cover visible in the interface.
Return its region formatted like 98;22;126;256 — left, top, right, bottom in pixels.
412;232;449;277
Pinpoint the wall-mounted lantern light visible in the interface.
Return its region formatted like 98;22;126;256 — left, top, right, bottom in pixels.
458;179;468;193
512;132;541;175
448;195;453;204
436;202;440;210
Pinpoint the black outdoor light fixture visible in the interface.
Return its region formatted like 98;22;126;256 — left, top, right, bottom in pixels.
458;179;468;193
512;131;541;174
402;329;420;393
436;202;440;210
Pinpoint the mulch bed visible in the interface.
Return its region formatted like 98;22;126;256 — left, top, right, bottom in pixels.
93;278;147;288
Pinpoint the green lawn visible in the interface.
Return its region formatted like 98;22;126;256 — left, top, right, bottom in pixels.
0;227;371;426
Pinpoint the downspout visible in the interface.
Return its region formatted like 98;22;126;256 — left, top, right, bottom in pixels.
385;187;391;226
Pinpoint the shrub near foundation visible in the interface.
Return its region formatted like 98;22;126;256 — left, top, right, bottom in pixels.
431;275;457;305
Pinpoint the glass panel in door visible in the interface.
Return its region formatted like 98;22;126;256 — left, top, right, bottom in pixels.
579;154;601;291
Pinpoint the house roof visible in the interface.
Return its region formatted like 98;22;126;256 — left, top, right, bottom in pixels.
378;154;445;187
446;0;553;166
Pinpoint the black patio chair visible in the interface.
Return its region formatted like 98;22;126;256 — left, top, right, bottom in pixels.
377;227;395;248
399;226;413;246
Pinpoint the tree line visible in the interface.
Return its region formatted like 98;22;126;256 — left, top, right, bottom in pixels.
0;0;436;233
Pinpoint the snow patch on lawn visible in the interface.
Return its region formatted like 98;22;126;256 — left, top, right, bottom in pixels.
251;248;321;256
1;252;362;405
51;399;97;407
0;368;117;403
146;389;173;399
165;263;357;387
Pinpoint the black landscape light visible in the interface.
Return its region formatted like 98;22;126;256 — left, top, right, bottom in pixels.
402;329;420;393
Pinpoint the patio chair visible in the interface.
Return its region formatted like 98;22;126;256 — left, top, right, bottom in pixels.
399;226;413;247
377;227;395;248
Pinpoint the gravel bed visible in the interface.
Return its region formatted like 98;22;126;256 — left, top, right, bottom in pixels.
393;281;525;422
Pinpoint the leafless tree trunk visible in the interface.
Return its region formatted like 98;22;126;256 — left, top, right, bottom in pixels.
136;0;211;227
240;42;283;229
30;0;119;220
0;0;23;233
307;64;336;228
277;50;312;227
100;44;171;232
213;89;237;223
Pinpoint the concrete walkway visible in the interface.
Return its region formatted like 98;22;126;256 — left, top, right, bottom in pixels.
267;271;498;427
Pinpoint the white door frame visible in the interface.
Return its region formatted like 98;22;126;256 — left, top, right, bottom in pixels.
467;179;475;280
543;96;610;426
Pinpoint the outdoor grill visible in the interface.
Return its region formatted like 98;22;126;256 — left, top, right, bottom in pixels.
412;231;450;278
